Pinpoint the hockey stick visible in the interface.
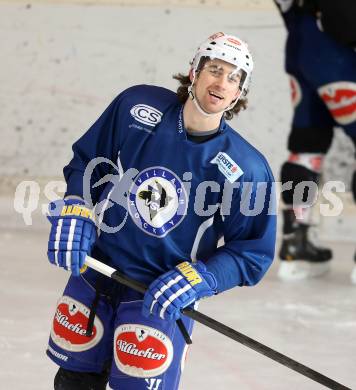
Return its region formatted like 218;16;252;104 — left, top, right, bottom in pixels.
84;256;192;345
85;256;351;390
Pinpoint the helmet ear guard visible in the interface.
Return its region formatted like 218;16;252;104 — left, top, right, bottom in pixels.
188;68;194;83
239;70;249;96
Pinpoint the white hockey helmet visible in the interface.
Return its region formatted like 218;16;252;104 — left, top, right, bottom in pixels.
190;32;253;97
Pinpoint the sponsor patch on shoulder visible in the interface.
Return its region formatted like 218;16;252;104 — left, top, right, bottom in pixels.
210;152;243;183
130;104;163;127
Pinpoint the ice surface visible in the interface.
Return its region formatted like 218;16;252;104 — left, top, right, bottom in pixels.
1;228;355;390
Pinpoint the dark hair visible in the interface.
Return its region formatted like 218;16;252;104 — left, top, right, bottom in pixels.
172;72;248;121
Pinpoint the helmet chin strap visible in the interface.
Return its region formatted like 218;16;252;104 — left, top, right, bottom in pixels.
188;85;218;117
188;81;239;118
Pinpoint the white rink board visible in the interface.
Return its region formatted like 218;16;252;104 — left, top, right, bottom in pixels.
1;0;275;9
0;2;288;180
0;2;354;190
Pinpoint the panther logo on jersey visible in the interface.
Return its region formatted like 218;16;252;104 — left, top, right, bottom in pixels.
128;167;187;237
138;181;174;221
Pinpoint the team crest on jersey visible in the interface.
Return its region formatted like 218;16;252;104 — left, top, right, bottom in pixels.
50;296;104;352
318;82;356;125
128;167;187;237
114;324;173;378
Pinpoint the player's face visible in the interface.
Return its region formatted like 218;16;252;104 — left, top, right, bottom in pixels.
193;59;242;114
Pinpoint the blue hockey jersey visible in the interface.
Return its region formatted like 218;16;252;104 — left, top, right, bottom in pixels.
64;85;276;293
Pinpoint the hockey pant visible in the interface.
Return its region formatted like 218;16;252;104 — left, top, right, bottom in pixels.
47;273;193;390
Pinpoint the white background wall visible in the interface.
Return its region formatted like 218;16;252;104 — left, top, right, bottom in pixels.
1;0;354;189
1;0;355;242
0;1;286;181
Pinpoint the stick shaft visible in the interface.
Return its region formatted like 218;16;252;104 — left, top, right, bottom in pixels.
85;256;192;344
182;308;350;390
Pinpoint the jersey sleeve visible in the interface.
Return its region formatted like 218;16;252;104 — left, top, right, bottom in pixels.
63;92;126;205
205;159;277;293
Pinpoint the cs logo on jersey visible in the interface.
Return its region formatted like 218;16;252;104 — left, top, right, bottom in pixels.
130;104;163;127
128;167;187;237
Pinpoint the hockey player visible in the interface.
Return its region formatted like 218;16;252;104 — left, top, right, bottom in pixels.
274;0;356;281
46;32;276;389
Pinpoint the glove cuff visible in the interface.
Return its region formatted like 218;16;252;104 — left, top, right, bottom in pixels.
194;261;218;293
175;261;218;293
48;198;96;224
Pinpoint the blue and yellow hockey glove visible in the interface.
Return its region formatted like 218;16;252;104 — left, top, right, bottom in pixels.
47;198;97;276
142;261;217;321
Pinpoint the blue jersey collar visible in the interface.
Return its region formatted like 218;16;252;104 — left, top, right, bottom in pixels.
176;104;227;141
